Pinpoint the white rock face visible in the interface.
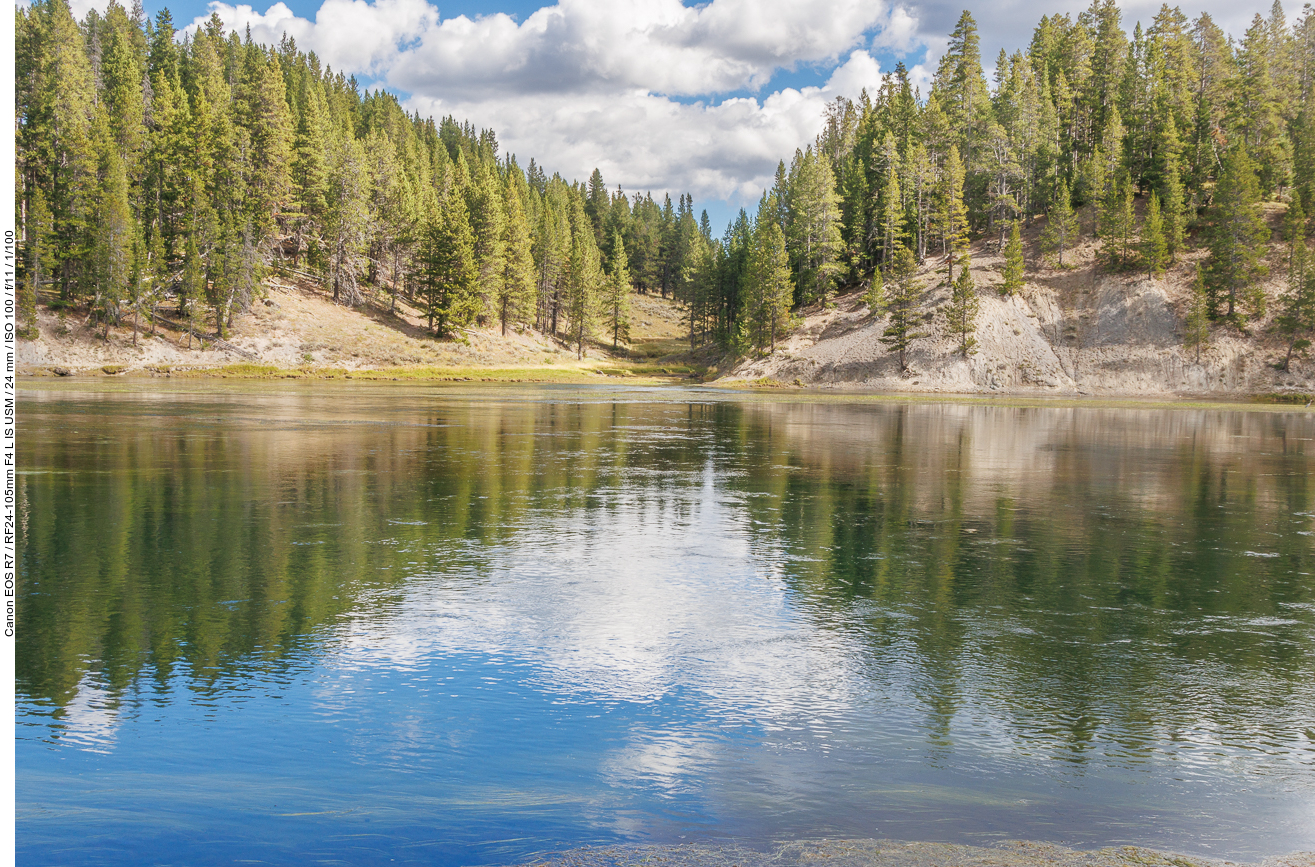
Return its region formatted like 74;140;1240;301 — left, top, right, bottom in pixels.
724;241;1315;399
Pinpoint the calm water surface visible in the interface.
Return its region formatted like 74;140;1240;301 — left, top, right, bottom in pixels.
16;383;1315;866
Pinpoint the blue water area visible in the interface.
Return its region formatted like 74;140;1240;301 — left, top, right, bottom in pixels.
16;383;1315;865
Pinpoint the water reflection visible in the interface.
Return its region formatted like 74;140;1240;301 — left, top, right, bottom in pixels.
16;385;1315;862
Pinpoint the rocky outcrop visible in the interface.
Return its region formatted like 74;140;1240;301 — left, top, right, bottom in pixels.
722;233;1314;398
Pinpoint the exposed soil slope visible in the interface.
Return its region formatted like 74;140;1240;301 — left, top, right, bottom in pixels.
722;208;1315;398
18;276;691;380
22;211;1315;397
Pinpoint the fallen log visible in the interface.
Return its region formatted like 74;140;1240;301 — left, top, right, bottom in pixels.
154;315;259;361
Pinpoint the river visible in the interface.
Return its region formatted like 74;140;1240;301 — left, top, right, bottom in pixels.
16;382;1315;865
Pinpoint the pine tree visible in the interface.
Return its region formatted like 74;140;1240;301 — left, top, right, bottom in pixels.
1152;104;1188;258
1183;266;1210;362
945;257;979;356
933;11;991;174
19;0;97;303
126;233;147;344
91;134;137;336
143;231;168;338
361;129;402;300
420;190;481;337
1001;219;1025;294
242;54;294;240
1187;14;1231;209
497;179;536;335
323;136;369;306
1276;239;1315;370
602;230;632;349
99;6;145;170
565;197;602;358
937;146;970;284
742;194;792;352
179;234;206;344
467;158;507;318
584;168;608;245
1293;105;1315;215
1204;145;1271;324
1099;173;1137;270
787;146;844;307
1143;191;1169;278
879;243;927;371
906;143;935;262
18;187;54;339
534;183;571;335
876;133;904;265
1040;179;1080;268
1284;197;1307;273
1231;13;1287;196
1159;149;1188;258
984;120;1021;249
863;273;884;318
1087;0;1129;138
289;80;331;267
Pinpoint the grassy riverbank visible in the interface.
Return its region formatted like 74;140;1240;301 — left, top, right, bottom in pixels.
18;273;707;385
75;361;705;384
19;248;1315;402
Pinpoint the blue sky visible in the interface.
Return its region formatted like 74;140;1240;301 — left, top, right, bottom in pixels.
78;0;1279;232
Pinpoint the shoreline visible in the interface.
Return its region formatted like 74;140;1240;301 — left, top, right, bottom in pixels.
17;368;1315;413
510;839;1315;867
17;360;704;386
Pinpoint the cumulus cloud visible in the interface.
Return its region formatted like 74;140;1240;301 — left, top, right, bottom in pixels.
190;0;894;99
869;5;921;57
65;0;112;18
185;0;437;74
408;49;884;207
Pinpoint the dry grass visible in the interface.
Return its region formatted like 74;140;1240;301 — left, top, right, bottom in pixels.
20;274;705;380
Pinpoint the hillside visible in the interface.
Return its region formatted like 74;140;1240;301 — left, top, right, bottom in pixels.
17;277;695;382
20;207;1315;399
719;207;1315;399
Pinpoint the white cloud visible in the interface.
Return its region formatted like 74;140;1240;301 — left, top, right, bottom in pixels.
194;0;894;99
186;0;437;74
67;0;112;18
407;49;883;208
869;5;920;56
327;470;868;718
56;675;121;754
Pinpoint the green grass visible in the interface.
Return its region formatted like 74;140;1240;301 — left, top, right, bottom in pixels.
178;363;703;383
1253;392;1315;405
595;363;700;378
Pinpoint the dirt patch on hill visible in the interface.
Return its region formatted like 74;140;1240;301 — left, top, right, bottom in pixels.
18;278;691;380
722;212;1314;399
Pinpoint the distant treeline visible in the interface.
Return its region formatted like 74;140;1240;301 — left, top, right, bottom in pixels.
14;0;1315;360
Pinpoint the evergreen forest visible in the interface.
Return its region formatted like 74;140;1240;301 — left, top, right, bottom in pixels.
15;0;1315;361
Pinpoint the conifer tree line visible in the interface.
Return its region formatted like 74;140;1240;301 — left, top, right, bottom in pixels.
700;0;1315;354
15;0;1315;359
14;0;708;353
